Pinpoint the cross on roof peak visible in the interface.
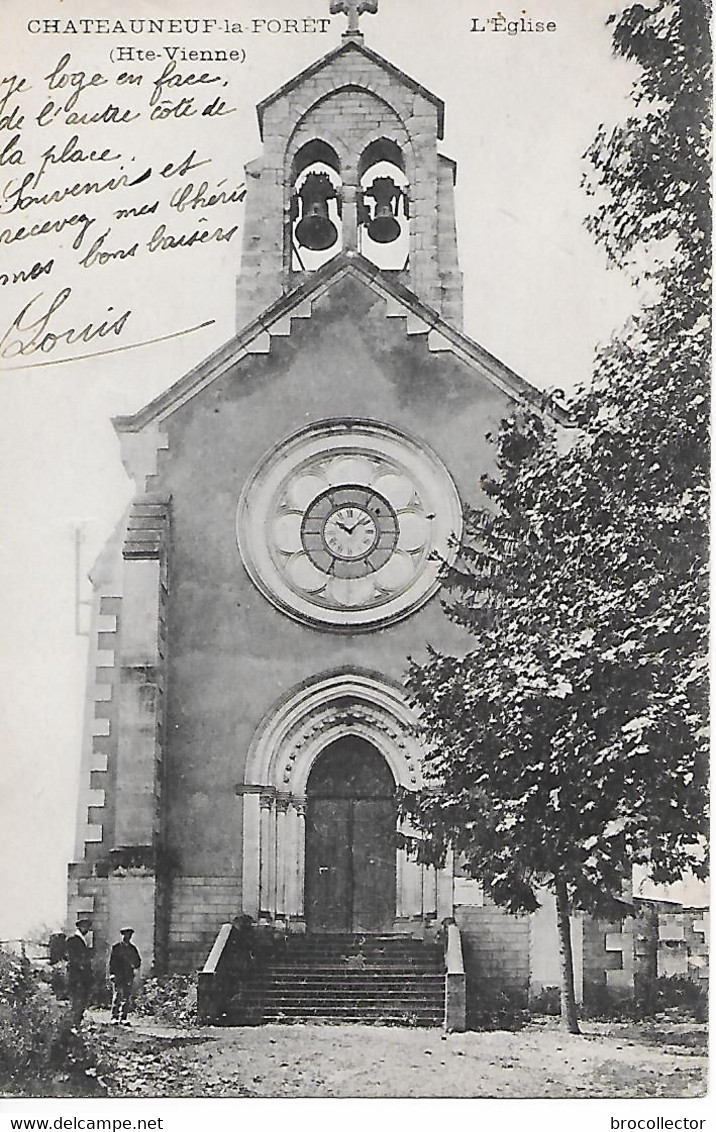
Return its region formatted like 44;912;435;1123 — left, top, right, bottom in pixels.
330;0;379;38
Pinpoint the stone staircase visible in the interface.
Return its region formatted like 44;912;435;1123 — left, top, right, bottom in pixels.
231;934;445;1026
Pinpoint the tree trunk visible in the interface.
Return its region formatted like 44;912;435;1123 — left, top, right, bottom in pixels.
555;877;580;1034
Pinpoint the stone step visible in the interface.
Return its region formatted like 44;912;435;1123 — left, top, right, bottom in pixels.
278;955;441;967
245;989;443;1002
281;935;440;952
224;933;445;1026
284;940;438;950
260;1008;442;1023
260;1019;441;1027
283;933;428;941
258;1001;444;1013
244;985;444;1006
262;964;441;973
245;1004;443;1017
281;941;438;950
276;947;442;957
251;973;441;982
254;974;444;985
278;971;441;979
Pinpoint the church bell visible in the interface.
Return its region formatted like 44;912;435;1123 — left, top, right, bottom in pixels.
363;176;402;244
294;171;339;251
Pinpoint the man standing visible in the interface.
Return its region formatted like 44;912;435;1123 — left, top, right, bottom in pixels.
65;917;93;1028
109;928;141;1025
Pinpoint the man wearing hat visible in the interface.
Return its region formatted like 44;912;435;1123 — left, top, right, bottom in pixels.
65;917;93;1028
109;928;142;1025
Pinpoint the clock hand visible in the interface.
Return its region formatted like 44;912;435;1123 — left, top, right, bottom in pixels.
343;517;371;534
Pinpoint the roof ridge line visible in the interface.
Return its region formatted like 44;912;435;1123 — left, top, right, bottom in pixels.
256;38;444;140
113;254;568;433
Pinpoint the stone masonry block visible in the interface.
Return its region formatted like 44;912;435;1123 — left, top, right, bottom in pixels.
99;595;121;615
606;968;633;989
687;953;708;979
691;913;709;944
604;923;635;981
427;330;450;350
605;931;625;953
405;313;429;335
659;914;686;941
658;942;689;978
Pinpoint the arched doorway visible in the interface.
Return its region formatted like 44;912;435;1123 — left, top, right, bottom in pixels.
240;671;453;928
305;736;396;933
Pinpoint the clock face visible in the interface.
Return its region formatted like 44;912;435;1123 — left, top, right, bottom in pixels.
237;420;462;630
301;487;398;575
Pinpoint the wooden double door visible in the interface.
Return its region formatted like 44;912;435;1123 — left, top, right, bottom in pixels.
305;737;396;933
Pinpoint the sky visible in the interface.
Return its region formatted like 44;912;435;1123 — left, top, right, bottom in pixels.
0;0;678;940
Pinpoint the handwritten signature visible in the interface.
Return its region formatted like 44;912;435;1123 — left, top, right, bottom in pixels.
0;286;130;360
0;285;217;368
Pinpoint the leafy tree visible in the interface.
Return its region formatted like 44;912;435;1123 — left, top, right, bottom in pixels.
403;0;709;1034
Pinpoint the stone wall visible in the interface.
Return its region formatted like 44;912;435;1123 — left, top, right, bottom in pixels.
577;899;708;1008
456;900;531;1017
582;913;636;1004
166;876;242;973
633;899;709;989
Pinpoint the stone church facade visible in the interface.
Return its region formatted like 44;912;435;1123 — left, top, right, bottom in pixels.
68;5;707;1017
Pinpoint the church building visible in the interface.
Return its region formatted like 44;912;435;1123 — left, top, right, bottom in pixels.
69;1;702;1023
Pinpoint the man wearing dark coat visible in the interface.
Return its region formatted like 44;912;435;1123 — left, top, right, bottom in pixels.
65;917;93;1028
109;928;141;1024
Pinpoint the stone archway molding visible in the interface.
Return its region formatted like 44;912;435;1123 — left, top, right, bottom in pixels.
239;669;451;927
244;668;424;794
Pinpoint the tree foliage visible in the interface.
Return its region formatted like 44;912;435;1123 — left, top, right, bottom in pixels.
403;0;709;929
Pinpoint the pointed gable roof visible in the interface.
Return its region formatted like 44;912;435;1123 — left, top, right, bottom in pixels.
113;253;568;435
256;38;445;140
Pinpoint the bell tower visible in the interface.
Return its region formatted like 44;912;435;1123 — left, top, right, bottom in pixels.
235;0;463;329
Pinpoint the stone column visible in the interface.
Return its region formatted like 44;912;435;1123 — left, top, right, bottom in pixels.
282;804;296;917
342;182;358;251
423;866;438;918
294;800;306;923
396;847;405;917
401;853;424;918
259;794;273;921
275;797;288;920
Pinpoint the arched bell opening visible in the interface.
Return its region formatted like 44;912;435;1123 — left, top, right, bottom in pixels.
289;139;343;272
358;138;409;271
305;737;396;934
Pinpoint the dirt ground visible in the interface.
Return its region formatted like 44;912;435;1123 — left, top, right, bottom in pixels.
80;1010;706;1099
